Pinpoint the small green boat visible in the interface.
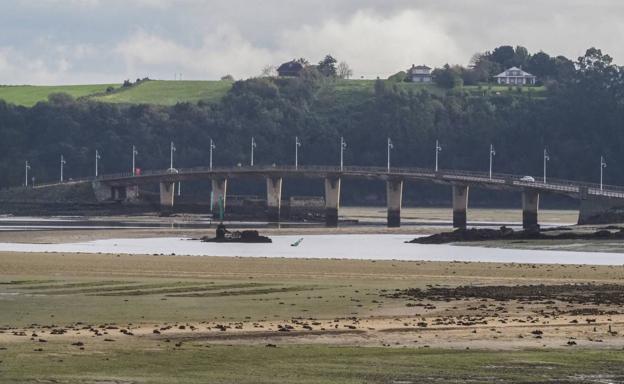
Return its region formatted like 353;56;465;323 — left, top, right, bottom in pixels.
291;238;304;247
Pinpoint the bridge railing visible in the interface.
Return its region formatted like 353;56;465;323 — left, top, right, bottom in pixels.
9;164;624;199
94;164;624;195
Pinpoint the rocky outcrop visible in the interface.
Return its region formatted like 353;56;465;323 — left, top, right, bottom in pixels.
408;226;624;244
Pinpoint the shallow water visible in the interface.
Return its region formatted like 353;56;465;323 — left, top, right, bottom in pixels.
0;214;574;231
0;234;622;266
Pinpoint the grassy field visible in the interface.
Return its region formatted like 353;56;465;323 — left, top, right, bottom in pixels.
2;250;624;382
0;79;548;107
0;252;624;384
0;84;119;107
464;84;548;97
91;80;233;105
2;342;623;383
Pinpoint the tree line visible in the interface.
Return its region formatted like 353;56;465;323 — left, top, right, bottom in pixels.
0;47;623;204
389;45;576;89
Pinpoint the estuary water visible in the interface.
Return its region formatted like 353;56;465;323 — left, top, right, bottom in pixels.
0;234;622;266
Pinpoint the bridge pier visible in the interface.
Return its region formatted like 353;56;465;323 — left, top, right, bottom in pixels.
211;178;227;218
159;182;175;208
386;179;403;227
266;177;282;222
110;185;139;202
522;190;539;230
324;177;341;227
94;181;139;203
452;185;469;229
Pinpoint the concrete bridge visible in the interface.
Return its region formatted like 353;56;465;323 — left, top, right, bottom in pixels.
77;165;624;228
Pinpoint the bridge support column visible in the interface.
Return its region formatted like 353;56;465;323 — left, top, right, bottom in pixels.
324;177;341;227
211;178;227;218
386;179;403;227
522;190;539;230
111;185;139;202
266;177;282;222
125;185;139;201
452;185;469;229
159;182;175;208
111;186;123;201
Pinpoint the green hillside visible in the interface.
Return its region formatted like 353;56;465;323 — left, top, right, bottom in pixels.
0;84;119;107
0;79;547;108
92;80;233;105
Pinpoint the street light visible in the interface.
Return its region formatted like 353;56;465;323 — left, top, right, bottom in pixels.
24;161;31;187
435;139;442;172
387;137;394;172
95;150;101;177
295;136;301;169
543;148;550;183
169;141;176;170
60;155;66;182
209;138;216;170
340;136;347;171
132;145;138;175
250;137;257;166
489;144;496;179
600;155;607;190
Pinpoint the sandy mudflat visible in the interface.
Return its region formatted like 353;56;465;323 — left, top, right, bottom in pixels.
2;235;624;382
2;249;624;350
0;207;579;244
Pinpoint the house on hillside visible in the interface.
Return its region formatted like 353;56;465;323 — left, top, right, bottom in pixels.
494;67;536;85
406;64;432;83
277;60;304;77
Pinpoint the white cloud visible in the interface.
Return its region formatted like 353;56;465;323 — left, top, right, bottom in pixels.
278;9;463;78
113;9;463;80
115;26;276;80
4;1;624;84
0;45;118;85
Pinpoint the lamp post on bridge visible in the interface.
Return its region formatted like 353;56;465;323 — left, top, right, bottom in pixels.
340;136;347;171
387;137;394;172
489;144;496;180
600;155;607;190
543;148;550;184
295;136;301;169
24;161;31;187
169;142;180;195
60;155;66;182
250;137;256;166
95;150;101;178
209;138;215;170
169;141;176;170
435;139;442;172
132;145;138;175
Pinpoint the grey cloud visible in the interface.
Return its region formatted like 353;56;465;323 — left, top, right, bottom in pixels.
1;1;623;84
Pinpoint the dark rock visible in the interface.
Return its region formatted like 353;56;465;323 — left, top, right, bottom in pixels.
408;226;624;244
201;224;272;243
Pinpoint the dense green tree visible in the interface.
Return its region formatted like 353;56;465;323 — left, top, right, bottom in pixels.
432;65;463;89
527;51;554;78
489;45;516;68
514;46;530;67
2;46;624;205
317;55;338;77
387;71;406;82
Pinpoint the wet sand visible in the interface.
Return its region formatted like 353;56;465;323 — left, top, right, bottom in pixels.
0;207;579;244
2;250;624;351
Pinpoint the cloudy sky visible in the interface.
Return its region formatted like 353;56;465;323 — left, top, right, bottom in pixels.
1;0;623;85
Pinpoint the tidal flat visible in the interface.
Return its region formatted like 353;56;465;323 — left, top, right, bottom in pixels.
2;249;624;382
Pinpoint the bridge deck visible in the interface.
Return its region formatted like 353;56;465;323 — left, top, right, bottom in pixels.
25;165;624;200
